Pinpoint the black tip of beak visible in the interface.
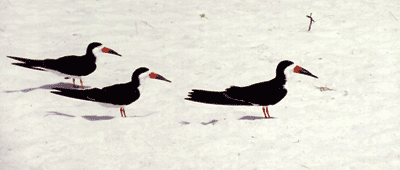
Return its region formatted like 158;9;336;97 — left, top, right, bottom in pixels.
108;49;122;57
309;74;318;79
156;75;172;83
297;67;318;79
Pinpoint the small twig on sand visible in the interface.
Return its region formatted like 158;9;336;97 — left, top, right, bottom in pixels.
141;20;154;29
200;14;208;19
390;12;398;21
306;13;315;31
317;86;334;91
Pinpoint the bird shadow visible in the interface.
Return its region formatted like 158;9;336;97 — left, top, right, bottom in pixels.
82;113;157;120
179;121;191;125
45;111;115;121
45;111;76;117
82;115;115;121
239;116;276;120
44;111;115;121
4;82;90;93
44;111;157;121
201;119;218;125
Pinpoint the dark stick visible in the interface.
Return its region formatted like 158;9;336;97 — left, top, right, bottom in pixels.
306;13;315;31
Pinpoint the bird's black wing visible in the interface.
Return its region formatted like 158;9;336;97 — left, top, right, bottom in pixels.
225;80;288;106
43;55;96;76
8;55;95;76
51;88;104;102
8;56;46;71
52;83;139;105
99;83;139;105
185;89;252;105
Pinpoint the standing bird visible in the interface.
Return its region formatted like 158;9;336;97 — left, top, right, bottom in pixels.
7;42;122;89
51;67;171;117
185;60;318;118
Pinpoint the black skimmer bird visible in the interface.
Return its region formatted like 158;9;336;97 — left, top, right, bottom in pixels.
7;42;122;89
185;60;318;118
51;67;171;117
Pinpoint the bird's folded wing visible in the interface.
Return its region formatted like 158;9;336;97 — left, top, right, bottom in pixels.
51;88;104;102
185;89;252;105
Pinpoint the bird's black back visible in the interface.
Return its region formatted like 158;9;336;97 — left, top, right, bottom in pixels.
52;82;140;105
225;78;288;106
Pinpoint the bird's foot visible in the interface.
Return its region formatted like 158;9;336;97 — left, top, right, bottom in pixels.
80;79;84;89
120;108;126;117
262;107;271;119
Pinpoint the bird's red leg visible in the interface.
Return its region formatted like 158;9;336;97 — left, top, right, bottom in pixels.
262;107;266;118
266;107;270;118
122;108;126;117
120;108;123;117
263;106;271;119
80;78;84;89
72;78;75;86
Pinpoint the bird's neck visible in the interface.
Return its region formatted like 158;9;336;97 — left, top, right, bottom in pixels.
86;48;94;56
275;72;287;85
84;51;97;62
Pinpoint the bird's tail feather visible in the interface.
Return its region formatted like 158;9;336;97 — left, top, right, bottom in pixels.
7;56;46;71
51;88;92;101
185;89;252;106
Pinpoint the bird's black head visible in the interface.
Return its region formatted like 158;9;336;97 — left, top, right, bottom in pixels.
277;60;318;79
132;67;150;81
132;67;171;84
276;60;294;77
86;42;103;54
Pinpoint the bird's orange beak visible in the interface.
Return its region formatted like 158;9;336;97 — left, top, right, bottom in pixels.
294;65;318;78
149;72;171;82
101;47;122;56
